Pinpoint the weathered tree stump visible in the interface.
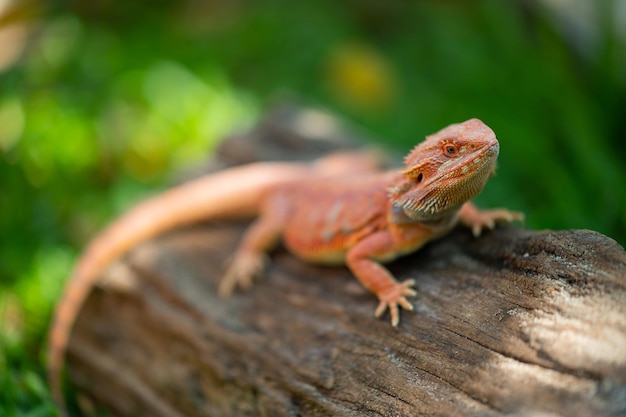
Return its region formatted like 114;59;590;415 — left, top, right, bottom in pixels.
66;107;626;417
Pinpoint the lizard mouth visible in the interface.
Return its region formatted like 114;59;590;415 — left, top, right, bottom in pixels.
395;141;499;221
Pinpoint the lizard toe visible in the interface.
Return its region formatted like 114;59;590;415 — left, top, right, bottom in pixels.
218;252;267;297
374;279;417;325
374;300;388;319
398;297;414;311
389;303;400;327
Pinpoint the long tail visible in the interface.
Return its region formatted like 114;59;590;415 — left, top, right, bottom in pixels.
47;161;317;414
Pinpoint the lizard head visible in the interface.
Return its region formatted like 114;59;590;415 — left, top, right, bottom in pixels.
389;118;499;221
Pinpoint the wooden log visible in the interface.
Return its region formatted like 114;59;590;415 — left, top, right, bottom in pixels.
67;225;626;417
65;107;626;417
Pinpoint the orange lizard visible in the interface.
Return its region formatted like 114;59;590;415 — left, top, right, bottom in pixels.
48;118;523;413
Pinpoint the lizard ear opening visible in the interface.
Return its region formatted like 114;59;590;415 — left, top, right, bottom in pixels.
402;165;424;183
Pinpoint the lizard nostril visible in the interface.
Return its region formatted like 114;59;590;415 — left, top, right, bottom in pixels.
416;173;423;183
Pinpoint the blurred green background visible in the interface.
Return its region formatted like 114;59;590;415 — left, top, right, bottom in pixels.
1;0;624;414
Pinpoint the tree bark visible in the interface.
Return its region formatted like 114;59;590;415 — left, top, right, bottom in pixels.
66;106;626;417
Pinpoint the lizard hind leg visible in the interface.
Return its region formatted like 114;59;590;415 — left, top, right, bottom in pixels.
218;251;269;297
217;202;287;297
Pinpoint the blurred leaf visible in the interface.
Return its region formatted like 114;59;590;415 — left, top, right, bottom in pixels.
325;42;397;113
0;96;24;151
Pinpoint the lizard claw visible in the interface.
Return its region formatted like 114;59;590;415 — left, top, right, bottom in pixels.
218;253;268;298
374;279;416;326
468;209;524;237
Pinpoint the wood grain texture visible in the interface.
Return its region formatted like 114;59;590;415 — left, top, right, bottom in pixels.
64;106;626;417
67;224;626;417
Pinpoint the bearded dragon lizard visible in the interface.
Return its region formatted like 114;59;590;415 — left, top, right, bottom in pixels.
48;118;523;413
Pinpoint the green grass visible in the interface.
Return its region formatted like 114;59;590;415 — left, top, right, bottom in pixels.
1;1;624;414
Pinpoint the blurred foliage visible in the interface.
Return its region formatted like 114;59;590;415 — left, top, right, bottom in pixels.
0;0;624;414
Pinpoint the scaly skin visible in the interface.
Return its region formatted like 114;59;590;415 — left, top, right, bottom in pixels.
48;118;523;414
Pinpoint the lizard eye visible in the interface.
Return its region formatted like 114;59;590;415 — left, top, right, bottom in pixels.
443;143;457;157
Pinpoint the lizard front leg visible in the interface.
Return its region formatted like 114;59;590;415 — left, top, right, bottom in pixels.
346;231;418;326
458;201;524;237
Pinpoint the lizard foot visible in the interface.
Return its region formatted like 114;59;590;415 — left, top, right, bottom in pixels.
218;253;268;298
465;208;525;237
374;279;417;327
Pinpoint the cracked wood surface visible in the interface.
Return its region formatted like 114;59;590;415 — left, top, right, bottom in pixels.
68;225;626;417
65;107;626;417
